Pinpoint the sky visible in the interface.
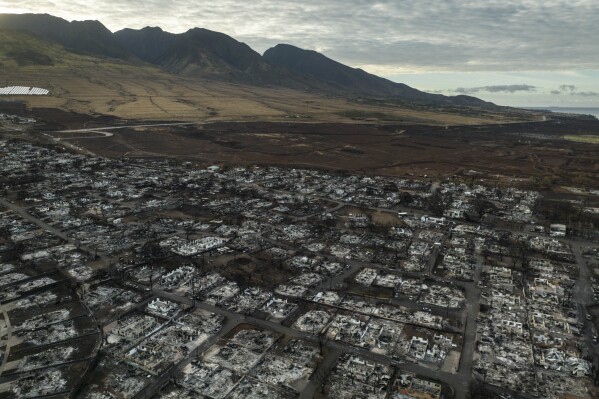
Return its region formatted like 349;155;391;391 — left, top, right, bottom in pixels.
1;0;599;107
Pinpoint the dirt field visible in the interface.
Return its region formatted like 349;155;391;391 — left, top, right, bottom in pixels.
31;115;597;186
2;98;597;187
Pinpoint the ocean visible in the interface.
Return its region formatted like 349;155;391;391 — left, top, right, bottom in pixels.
526;107;599;119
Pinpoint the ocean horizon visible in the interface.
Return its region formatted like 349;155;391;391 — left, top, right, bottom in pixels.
525;107;599;119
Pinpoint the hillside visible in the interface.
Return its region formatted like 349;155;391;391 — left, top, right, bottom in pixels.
0;29;305;121
0;14;539;125
0;13;130;59
263;44;492;107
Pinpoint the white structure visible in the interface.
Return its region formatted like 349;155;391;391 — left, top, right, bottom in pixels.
147;298;179;317
443;209;465;219
420;215;447;225
549;224;566;237
0;86;49;96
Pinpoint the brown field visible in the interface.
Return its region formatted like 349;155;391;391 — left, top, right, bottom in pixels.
1;58;539;126
34;115;598;186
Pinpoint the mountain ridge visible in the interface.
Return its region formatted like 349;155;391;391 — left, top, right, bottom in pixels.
113;26;316;88
0;12;494;109
263;43;491;107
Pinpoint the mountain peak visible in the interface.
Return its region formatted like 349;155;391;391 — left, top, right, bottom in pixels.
268;43;307;51
141;26;164;32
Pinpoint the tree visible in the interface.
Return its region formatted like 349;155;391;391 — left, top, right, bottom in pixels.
399;191;413;205
427;188;452;216
141;240;164;259
6;241;24;261
472;193;497;220
15;189;27;204
508;238;530;268
0;226;10;238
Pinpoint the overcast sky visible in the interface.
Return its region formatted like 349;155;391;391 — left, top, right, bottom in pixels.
2;0;598;107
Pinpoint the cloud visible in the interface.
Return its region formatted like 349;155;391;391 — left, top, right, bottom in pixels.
559;85;578;92
552;84;578;94
571;91;599;97
454;85;536;94
1;0;599;73
552;85;599;96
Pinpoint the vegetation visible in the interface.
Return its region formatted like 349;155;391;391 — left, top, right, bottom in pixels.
563;135;599;144
426;188;453;216
0;29;86;68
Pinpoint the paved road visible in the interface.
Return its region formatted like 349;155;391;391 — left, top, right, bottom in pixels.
0;309;12;376
454;251;483;396
43;122;199;157
298;346;342;399
56;122;200;133
52;131;115;140
570;241;599;365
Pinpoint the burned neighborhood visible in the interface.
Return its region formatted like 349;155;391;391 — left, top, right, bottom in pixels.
0;137;597;399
